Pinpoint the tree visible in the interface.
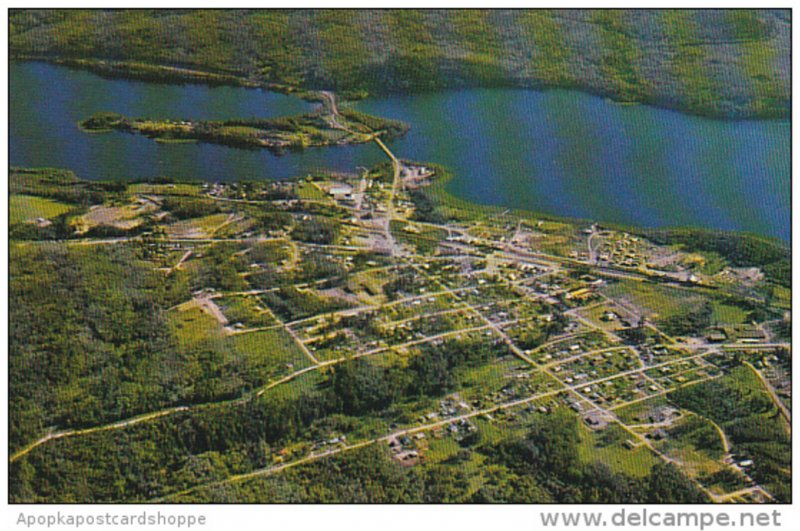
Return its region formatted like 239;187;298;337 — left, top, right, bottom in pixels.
471;471;553;503
409;347;454;396
620;325;648;345
647;462;708;503
544;311;568;340
662;301;713;336
519;408;580;477
291;217;338;244
576;462;644;503
421;466;471;503
329;358;396;415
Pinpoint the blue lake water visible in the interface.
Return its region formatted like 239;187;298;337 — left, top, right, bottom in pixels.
10;62;790;240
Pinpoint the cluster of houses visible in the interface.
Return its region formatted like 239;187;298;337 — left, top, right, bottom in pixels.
399;165;435;189
312;434;347;451
593;232;646;268
705;325;767;344
388;434;423;464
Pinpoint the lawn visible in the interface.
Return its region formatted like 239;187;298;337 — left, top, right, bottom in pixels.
127;183;201;196
10;194;74;224
614;395;671;424
164;213;231;238
578;423;659;478
710;301;749;326
73;200;156;232
227;328;315;380
601;279;700;321
248;240;292;267
346;269;391;306
214;216;256;239
168;302;227;350
653;414;727;478
216;296;279;328
390;221;448;255
770;285;791;310
579;303;629;331
296;181;328;201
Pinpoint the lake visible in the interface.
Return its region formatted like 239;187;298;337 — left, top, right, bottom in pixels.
10;62;790;240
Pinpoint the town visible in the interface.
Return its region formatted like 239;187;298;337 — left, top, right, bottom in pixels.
9;130;791;502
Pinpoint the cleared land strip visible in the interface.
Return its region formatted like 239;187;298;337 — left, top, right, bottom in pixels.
10;406;190;463
167;249;193;275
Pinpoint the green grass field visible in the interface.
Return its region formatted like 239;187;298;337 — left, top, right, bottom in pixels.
165;213;231;238
578;423;660;478
614;395;671;424
227;328;315;377
653;414;726;478
710;301;749;325
601;279;700;321
128;183;201;196
10;195;74;224
296;181;328;200
217;296;279;328
169;303;227;350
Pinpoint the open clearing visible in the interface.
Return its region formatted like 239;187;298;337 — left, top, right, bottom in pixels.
10;195;73;224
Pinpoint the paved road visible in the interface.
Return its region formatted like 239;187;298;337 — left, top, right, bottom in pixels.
373;136;403;257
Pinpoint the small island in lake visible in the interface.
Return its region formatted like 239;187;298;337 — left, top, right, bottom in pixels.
79;100;409;153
